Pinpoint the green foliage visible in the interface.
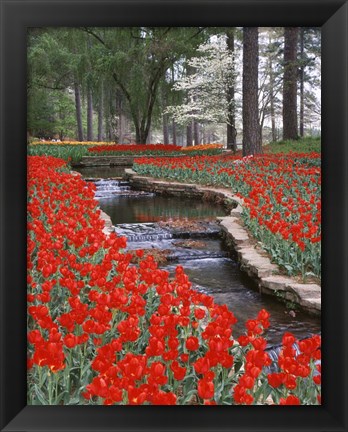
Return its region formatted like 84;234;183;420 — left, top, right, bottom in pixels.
28;30;73;91
28;89;77;139
86;27;208;141
28;27;209;143
265;137;321;154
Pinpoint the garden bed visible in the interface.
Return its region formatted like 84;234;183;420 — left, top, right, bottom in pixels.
27;156;321;406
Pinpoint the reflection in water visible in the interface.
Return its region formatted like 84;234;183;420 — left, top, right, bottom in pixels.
74;166;129;178
98;195;226;224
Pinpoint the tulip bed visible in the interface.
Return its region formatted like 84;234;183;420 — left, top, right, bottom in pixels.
27;155;321;405
87;144;183;156
133;153;321;279
182;143;223;151
181;143;223;155
87;143;223;156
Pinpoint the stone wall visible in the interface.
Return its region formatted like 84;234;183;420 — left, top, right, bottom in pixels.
73;155;178;168
75;156;134;167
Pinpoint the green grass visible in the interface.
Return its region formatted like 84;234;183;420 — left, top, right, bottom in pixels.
265;137;321;154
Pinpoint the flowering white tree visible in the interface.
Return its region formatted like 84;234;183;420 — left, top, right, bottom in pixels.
166;36;236;127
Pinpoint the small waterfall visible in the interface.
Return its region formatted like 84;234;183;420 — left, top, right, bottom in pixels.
93;179;154;199
125;232;174;242
94;179;130;198
114;223;229;261
167;250;229;262
114;223;173;243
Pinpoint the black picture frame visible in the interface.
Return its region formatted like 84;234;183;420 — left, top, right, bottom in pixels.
0;0;347;431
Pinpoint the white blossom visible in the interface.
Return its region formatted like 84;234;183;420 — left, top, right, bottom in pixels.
166;36;236;126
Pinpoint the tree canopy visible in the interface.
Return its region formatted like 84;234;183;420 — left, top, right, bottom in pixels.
27;26;321;152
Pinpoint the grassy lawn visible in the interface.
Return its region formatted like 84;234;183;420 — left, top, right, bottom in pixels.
264;137;321;154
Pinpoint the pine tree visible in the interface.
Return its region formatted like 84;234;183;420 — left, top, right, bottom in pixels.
283;27;299;140
242;27;261;155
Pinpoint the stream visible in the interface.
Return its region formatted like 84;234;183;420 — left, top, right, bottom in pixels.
75;167;321;347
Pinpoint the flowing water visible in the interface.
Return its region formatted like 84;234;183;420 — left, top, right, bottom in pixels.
77;170;321;346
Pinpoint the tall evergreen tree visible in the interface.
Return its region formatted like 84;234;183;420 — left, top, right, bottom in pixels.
282;27;299;140
242;27;261;155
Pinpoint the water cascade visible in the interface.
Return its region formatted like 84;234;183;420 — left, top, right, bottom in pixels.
93;179;154;199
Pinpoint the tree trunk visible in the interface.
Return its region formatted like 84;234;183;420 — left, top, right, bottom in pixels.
87;86;93;141
171;66;177;145
163;114;169;144
193;121;200;145
103;89;111;141
270;103;276;142
185;64;195;147
242;27;261;156
227;124;237;152
172;120;177;145
226;28;237;152
186;122;193;147
136;64;165;144
74;81;84;141
283;27;299;140
115;91;125;143
97;83;104;142
299;27;305;137
135;127;149;144
161;82;169;144
146;128;152;144
135;129;140;144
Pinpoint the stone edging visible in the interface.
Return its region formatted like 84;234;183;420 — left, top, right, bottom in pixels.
124;168;321;316
100;210;114;236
